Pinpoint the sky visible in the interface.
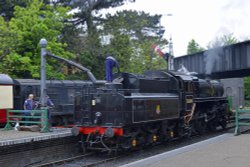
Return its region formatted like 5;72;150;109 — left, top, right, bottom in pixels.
104;0;250;56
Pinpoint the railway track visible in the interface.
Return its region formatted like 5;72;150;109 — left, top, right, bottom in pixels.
32;122;238;167
78;154;125;167
33;153;127;167
32;153;94;167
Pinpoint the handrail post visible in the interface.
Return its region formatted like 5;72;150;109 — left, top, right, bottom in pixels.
4;109;50;133
234;108;239;135
40;109;50;133
228;96;233;113
4;109;13;130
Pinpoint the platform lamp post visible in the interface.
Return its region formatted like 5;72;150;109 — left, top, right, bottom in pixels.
40;38;47;108
168;36;174;70
162;13;174;70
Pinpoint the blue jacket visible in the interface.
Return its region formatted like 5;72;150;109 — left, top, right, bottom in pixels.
24;99;35;110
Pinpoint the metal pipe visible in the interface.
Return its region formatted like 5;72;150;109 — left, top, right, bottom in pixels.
40;38;47;107
46;52;97;83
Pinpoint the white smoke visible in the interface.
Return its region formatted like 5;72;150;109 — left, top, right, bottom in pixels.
177;64;198;75
204;47;223;75
219;0;250;40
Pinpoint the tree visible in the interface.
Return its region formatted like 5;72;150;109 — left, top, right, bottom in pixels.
61;0;135;55
0;0;50;21
0;0;74;79
129;41;167;74
66;0;135;33
103;10;165;41
0;0;28;21
102;10;167;74
187;39;204;54
57;0;136;79
0;17;19;61
207;33;238;49
245;77;250;99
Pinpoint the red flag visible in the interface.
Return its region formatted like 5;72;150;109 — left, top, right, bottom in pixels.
151;44;165;57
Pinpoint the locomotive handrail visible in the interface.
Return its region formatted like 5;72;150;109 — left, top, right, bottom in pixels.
4;109;50;133
234;108;250;135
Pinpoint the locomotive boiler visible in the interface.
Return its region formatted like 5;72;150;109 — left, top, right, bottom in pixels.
72;70;228;153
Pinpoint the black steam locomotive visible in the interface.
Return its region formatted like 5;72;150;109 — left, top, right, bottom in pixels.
72;70;228;153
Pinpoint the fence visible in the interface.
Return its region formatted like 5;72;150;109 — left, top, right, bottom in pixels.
4;109;49;133
234;108;250;135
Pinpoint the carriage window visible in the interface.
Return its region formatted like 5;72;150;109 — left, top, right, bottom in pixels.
14;86;20;96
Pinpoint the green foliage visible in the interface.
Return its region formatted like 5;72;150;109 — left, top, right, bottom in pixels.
0;16;19;61
130;41;166;74
101;10;167;74
60;1;136;79
0;1;167;80
103;10;165;41
245;77;250;99
0;0;28;21
0;0;50;21
68;0;135;28
0;0;74;79
70;10;167;79
103;33;134;72
187;39;204;54
207;33;238;49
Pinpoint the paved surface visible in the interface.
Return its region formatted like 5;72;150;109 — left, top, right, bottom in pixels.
0;128;72;146
122;133;250;167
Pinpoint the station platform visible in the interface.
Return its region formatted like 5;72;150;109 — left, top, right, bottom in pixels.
0;127;72;146
0;127;79;167
122;133;250;167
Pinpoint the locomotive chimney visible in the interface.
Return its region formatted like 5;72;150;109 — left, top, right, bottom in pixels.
105;55;119;82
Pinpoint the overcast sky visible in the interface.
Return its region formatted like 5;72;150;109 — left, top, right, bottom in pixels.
104;0;250;56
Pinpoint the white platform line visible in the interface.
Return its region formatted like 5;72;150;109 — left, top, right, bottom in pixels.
120;133;233;167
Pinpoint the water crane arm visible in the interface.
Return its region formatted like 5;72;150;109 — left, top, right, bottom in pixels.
46;52;97;83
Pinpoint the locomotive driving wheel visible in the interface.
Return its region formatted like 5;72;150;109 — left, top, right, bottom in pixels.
80;134;87;154
194;118;207;135
219;116;227;130
193;112;207;135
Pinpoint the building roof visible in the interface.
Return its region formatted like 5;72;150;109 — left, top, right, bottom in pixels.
0;74;13;85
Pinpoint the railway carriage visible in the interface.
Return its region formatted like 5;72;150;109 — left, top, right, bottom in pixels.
0;74;14;125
